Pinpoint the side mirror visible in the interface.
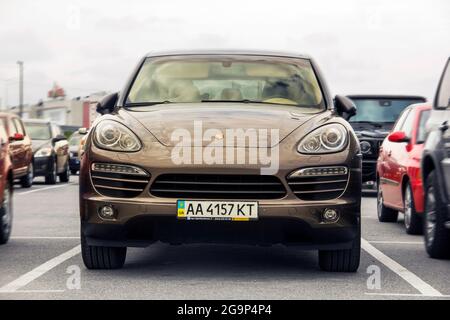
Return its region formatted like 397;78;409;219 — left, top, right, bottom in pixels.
52;134;66;144
96;92;119;115
78;127;88;135
10;132;24;142
388;131;410;143
335;95;357;120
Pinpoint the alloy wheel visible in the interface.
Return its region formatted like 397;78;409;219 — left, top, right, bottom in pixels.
27;163;34;182
377;187;383;218
425;187;437;245
1;185;11;236
404;187;412;229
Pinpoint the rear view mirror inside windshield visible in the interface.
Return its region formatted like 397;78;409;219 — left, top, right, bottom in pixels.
379;100;392;107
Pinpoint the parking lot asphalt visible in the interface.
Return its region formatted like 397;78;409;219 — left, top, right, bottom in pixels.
0;176;449;300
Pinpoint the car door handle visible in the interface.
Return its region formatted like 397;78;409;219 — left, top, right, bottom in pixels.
440;121;449;132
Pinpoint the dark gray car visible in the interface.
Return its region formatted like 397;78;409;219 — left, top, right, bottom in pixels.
421;57;450;259
23;119;70;184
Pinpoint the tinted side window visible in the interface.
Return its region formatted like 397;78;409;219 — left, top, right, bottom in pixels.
393;109;410;132
400;109;415;137
8;119;18;136
416;110;431;143
436;61;450;109
0;122;8;142
13;118;25;135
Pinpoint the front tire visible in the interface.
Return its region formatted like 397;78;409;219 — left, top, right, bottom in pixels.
45;159;57;185
318;225;360;272
0;181;13;245
404;182;423;235
59;163;70;183
424;171;450;259
81;234;127;269
377;183;398;222
20;162;33;188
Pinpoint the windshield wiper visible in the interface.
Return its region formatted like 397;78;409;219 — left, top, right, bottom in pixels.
201;99;298;106
125;101;173;107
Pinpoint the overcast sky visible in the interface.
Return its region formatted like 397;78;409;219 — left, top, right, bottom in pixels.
0;0;449;107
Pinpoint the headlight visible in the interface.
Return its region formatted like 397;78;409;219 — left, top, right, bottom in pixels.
298;123;348;154
94;120;141;152
360;141;372;154
35;147;52;158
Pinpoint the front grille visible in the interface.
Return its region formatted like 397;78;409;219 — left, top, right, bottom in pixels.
361;139;383;159
362;161;376;177
287;170;349;201
91;171;150;198
150;174;286;199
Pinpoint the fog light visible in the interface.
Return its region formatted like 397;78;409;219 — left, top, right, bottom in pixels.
323;208;339;222
99;205;115;219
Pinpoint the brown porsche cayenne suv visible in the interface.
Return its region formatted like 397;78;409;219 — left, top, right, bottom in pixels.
80;51;362;272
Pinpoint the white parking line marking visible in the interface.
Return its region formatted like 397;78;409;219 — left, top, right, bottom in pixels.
369;240;423;245
365;292;450;298
0;245;81;293
16;183;76;196
361;239;442;297
11;236;79;239
0;290;65;294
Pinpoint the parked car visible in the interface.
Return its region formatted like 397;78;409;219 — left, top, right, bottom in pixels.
0;120;14;244
0;113;33;188
23;119;70;184
347;95;426;188
421;57;450;259
68;128;87;175
376;103;431;234
80;50;361;271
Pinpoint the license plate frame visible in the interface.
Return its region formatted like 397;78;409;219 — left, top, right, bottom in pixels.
177;200;258;221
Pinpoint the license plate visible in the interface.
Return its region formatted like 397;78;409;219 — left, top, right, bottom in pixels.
177;200;258;221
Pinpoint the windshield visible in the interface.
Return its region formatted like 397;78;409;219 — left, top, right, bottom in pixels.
25;123;51;140
126;55;325;110
349;98;424;123
69;133;83;146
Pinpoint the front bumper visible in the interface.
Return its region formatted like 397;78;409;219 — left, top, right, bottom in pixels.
81;213;359;249
69;157;80;171
33;156;52;176
81;177;361;249
80;132;362;249
361;159;377;183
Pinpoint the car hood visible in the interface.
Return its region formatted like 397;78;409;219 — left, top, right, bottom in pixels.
350;122;393;139
355;129;390;139
123;103;323;147
31;139;51;152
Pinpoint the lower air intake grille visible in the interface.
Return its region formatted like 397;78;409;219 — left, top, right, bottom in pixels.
287;167;349;201
91;164;150;198
150;174;286;199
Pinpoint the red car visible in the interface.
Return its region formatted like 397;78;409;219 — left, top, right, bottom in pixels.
376;103;432;234
0;120;14;244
